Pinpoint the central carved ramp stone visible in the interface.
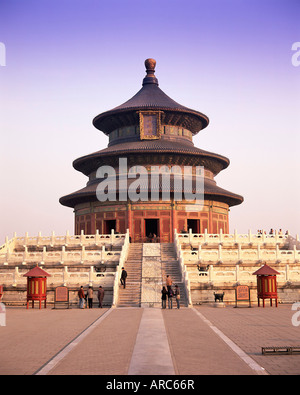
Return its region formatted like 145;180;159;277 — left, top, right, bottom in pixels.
141;243;162;308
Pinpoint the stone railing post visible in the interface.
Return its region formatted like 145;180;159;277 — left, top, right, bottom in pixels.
63;266;68;286
219;228;223;243
80;230;84;245
275;229;279;243
293;245;299;262
5;242;11;264
24;232;29;246
37;232;42;246
248;229;252;243
51;231;55;247
204;228;208;243
95;229;100;245
65;230;70;246
189;228;192;244
234;229;238;243
81;246;85;264
13;266;19;287
198;244;202;261
218;244;222;263
22;246;28;265
101;245;105;264
111;229;115;244
89;266;94;285
209;264;214;283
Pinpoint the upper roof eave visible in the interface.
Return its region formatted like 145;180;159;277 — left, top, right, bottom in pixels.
92;62;209;135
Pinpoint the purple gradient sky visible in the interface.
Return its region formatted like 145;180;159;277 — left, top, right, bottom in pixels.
0;0;299;243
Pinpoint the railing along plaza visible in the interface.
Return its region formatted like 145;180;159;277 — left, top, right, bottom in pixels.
0;230;127;266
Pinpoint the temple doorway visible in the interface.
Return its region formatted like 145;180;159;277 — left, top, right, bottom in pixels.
187;219;200;233
104;219;116;234
145;219;159;241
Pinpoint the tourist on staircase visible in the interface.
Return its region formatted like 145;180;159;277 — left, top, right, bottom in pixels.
120;267;127;289
166;275;172;293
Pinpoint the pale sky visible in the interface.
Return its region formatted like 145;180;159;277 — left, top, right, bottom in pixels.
0;0;299;243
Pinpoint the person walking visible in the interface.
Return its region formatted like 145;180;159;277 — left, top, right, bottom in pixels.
166;275;172;294
120;267;127;289
78;286;85;309
168;286;173;309
97;285;105;308
174;284;180;309
161;286;168;309
87;286;93;309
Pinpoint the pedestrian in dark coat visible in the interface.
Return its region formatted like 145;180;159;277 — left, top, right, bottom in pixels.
120;267;127;289
98;286;105;308
161;286;168;309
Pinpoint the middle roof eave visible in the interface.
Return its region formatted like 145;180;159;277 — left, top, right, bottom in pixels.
72;140;230;176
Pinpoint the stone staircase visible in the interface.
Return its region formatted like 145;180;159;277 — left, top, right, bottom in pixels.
117;243;143;307
118;242;188;307
161;243;188;307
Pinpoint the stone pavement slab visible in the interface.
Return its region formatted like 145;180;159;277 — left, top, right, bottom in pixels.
128;308;175;375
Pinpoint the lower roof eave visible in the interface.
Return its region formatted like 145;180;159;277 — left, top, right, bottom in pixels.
59;191;243;209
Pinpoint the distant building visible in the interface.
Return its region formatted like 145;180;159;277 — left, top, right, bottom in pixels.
60;59;243;242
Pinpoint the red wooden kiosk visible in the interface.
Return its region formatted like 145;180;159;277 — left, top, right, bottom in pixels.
23;266;51;309
253;264;280;307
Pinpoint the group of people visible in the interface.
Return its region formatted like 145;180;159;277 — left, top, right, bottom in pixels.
161;275;180;309
147;233;159;243
119;267;181;309
78;270;180;309
77;285;105;309
257;229;288;236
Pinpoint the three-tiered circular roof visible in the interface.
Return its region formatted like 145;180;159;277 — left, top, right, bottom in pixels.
59;59;244;209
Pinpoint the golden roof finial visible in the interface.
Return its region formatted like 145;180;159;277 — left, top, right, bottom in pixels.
143;58;158;86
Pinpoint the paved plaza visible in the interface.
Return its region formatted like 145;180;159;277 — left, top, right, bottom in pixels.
0;304;299;376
